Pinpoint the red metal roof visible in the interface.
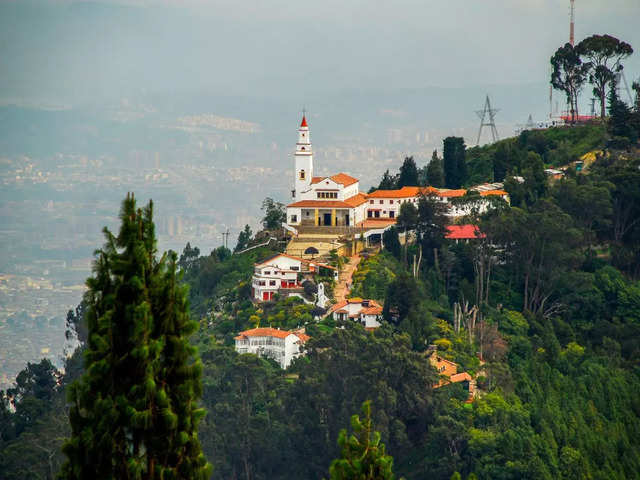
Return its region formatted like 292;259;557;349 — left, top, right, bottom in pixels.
445;225;485;240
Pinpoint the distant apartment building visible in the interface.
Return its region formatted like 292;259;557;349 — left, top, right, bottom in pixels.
234;327;310;368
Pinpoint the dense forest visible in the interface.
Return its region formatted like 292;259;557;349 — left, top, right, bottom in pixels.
2;90;640;478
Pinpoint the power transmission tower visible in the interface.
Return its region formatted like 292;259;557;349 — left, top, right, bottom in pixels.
615;71;634;105
475;95;500;146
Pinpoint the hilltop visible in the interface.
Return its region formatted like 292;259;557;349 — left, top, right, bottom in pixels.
2;119;640;479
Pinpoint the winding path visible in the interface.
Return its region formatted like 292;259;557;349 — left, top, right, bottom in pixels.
333;254;361;304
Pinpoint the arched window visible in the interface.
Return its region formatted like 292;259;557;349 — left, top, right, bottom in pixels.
301;147;305;151
299;169;305;180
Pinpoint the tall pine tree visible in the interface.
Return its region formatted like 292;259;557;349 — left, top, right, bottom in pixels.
397;156;419;188
60;194;211;480
426;149;445;187
443;137;467;189
326;401;398;480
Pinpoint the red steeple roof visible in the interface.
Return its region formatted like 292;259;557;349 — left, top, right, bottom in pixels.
300;115;308;127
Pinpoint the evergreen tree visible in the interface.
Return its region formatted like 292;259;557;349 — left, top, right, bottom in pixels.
178;242;200;272
607;81;637;143
234;224;253;253
426;150;445;187
383;227;402;260
326;401;398;480
443;137;467;188
397;156;419;188
261;198;286;230
60;194;211;480
375;169;398;191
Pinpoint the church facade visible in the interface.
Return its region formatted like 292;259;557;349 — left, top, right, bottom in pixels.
286;116;368;227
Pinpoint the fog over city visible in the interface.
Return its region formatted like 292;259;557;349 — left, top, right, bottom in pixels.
0;0;639;385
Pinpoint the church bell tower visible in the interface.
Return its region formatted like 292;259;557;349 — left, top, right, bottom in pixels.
293;113;313;201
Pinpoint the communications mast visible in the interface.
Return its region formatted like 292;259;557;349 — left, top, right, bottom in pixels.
569;0;575;46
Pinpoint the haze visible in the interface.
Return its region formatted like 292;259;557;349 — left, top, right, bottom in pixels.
2;0;639;107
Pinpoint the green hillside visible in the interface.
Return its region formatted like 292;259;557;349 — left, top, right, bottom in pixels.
466;124;608;185
2;122;640;479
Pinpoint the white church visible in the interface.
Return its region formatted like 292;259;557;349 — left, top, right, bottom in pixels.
284;115;509;232
286;115;369;228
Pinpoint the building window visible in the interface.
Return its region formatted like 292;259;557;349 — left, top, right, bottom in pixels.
299;169;305;180
301;146;305;151
390;211;395;218
291;215;297;222
369;200;374;204
390;200;394;204
264;271;270;275
379;200;383;204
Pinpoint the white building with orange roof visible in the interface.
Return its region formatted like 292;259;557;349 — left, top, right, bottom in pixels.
286;115;369;227
329;298;383;329
252;252;337;302
234;327;310;368
284;114;509;230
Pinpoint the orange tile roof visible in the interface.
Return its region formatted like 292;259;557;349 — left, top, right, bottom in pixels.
437;189;467;198
344;193;369;207
367;186;440;199
329;300;349;312
235;327;293;340
297;333;311;343
367;186;421;198
310;173;359;187
287;200;353;208
235;327;311;342
330;173;359;186
449;372;472;383
329;298;381;313
362;305;383;315
357;218;397;229
479;189;508;196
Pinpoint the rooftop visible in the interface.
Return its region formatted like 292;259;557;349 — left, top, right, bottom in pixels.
445;225;485;240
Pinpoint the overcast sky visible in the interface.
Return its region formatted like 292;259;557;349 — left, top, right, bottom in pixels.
1;0;639;107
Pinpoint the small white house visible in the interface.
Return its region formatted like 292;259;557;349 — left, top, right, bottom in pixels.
234;327;310;368
252;253;337;302
329;298;383;329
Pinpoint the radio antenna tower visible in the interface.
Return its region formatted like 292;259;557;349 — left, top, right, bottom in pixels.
475;95;500;146
569;0;575;46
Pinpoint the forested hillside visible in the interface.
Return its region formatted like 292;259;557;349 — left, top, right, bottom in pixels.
2;118;640;479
